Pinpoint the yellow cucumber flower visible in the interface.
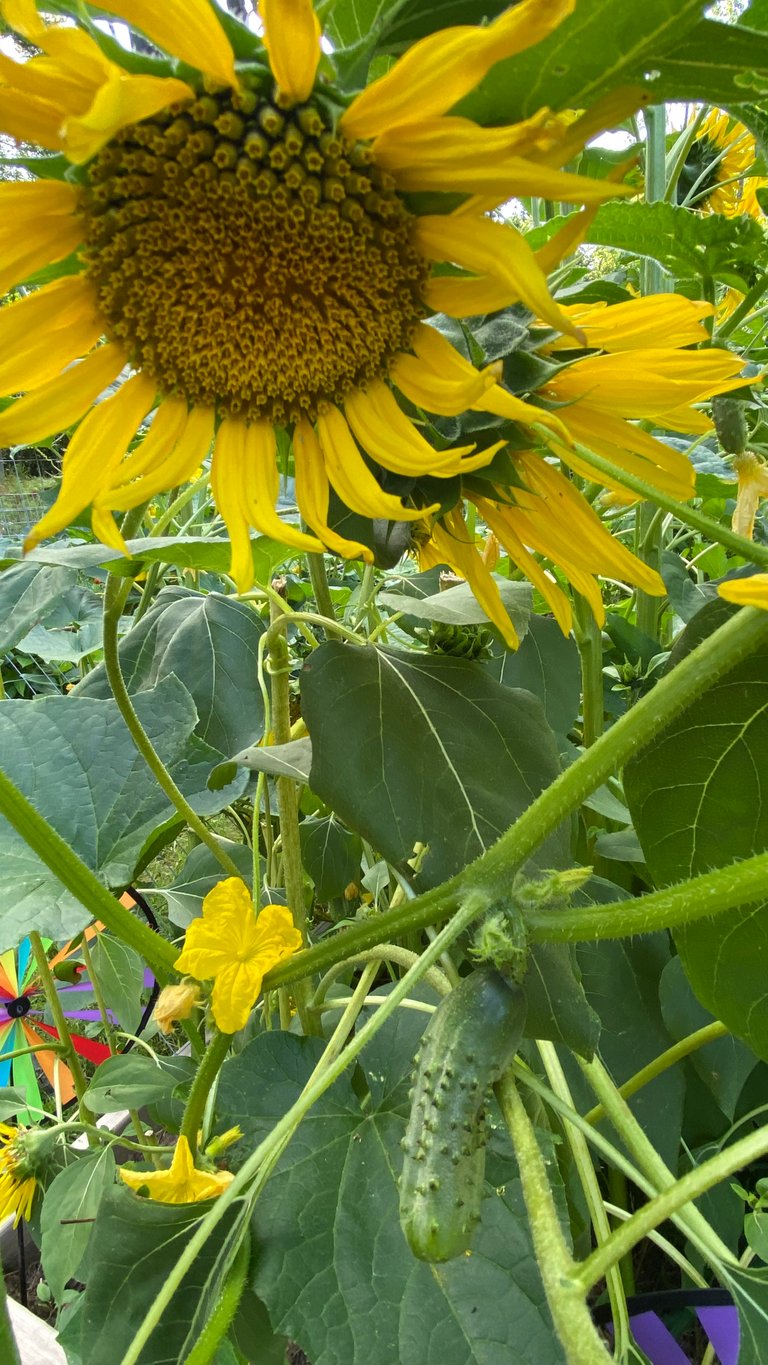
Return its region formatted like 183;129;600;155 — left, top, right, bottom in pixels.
119;1135;234;1204
152;979;201;1035
174;879;302;1034
0;0;634;591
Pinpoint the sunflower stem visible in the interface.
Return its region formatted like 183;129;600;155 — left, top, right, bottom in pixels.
267;603;317;1035
261;603;768;991
28;933;97;1132
571;591;604;745
179;1028;231;1157
306;551;336;624
102;568;242;881
634;500;664;640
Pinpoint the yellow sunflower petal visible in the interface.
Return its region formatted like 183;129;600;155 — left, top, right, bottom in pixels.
557;295;714;352
426;511;519;649
341;0;575;140
475;496;573;634
0;87;64;149
88;0;237;88
24;372;157;551
63;71;195;163
344;380;476;476
212;419;323;590
260;0;321;105
545;347;746;415
373;118;630;203
106;403;214;510
0;344;125;446
413;214;582;340
0;276;103;396
423;273;518;318
293;420;374;562
316;406;434;522
0;179;83;293
718;575;768;608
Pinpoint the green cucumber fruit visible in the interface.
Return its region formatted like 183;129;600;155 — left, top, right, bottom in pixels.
712;394;748;455
399;967;527;1262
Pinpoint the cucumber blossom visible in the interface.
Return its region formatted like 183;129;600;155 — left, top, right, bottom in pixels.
399;967;527;1262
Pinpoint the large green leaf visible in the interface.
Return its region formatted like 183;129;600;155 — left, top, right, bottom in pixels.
0;677;246;947
80;1183;244;1365
75;587;266;755
41;1149;116;1303
89;935;146;1034
456;2;767;122
530;201;768;288
301;642;596;1052
83;1054;196;1114
624;601;768;1059
659;956;757;1120
325;0;511;52
22;534;286;579
216;1029;564;1365
299;815;363;902
486;615;581;737
301;642;565;890
0;561;77;654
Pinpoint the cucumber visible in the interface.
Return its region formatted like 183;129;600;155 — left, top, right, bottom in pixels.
399;967;527;1262
712;394;748;455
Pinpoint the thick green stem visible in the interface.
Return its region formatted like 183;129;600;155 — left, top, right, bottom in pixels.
119;891;490;1365
29;933;96;1128
577;1121;768;1292
306;551;336;624
0;769;176;975
179;1029;231;1156
267;606;316;1033
102;575;241;880
572;591;604;746
578;1055;734;1268
496;1070;612;1365
635;500;664;641
584;1022;729;1124
0;1266;21;1365
183;1231;250;1365
528;848;768;943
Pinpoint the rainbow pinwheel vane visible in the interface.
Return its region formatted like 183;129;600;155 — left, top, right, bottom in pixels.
0;930;110;1121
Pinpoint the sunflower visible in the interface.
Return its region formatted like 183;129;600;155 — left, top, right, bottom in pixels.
0;1122;40;1226
679;108;766;219
416;293;747;643
0;0;638;587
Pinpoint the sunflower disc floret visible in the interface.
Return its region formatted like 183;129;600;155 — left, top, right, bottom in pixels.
82;84;429;425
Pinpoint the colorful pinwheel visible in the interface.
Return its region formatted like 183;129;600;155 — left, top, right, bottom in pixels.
0;928;111;1121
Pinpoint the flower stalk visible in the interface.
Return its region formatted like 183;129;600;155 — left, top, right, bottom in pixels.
28;932;96;1130
179;1029;232;1157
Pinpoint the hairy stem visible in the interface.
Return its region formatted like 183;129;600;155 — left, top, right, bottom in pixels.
179;1029;231;1156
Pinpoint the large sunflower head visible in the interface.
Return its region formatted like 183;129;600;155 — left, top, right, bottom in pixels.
679;107;766;218
0;0;636;580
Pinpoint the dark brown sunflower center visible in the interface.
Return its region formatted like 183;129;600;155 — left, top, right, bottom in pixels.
81;85;430;424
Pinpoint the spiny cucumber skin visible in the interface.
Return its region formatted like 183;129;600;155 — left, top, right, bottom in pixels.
399;968;526;1263
712;395;748;455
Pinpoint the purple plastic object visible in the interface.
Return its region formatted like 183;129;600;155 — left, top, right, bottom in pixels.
697;1307;739;1365
628;1312;690;1364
